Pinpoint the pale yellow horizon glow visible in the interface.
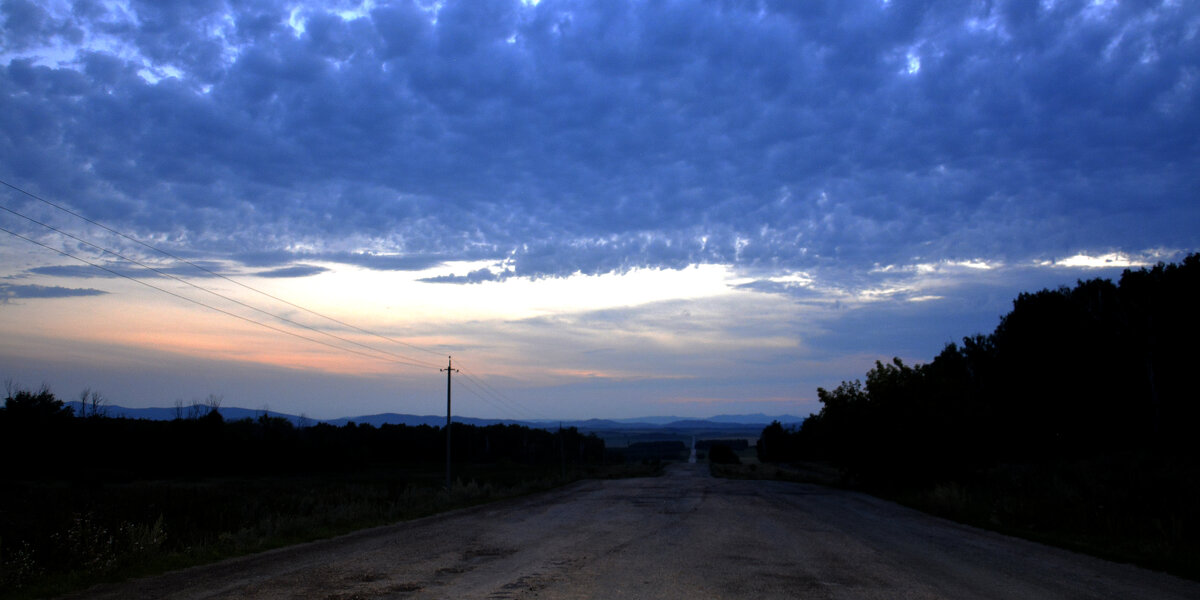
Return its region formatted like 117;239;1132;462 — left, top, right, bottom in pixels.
1;261;752;381
268;261;741;326
6;247;1175;397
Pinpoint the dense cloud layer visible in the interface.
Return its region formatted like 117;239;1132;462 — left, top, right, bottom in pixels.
2;0;1197;283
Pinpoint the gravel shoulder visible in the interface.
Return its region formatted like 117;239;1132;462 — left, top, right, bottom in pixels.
66;463;1200;599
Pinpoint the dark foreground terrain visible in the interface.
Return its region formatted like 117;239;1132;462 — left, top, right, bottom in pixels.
68;463;1200;599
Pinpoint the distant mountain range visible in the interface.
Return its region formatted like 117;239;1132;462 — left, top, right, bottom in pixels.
66;402;805;431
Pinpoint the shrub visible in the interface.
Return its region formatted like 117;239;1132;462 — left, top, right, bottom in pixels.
707;444;741;465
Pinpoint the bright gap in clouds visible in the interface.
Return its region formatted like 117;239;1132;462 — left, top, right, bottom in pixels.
40;261;750;381
1041;251;1165;269
277;262;740;326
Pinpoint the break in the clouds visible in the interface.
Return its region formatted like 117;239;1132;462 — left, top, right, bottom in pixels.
2;0;1196;285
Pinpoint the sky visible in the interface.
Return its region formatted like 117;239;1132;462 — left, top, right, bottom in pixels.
1;0;1197;420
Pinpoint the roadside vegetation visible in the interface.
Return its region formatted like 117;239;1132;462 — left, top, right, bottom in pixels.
0;395;628;599
750;254;1200;580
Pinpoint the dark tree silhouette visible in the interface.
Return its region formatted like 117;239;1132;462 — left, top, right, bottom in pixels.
707;443;741;465
759;253;1200;485
1;383;73;422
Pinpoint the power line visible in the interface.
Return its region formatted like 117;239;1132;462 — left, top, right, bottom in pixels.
1;178;540;416
0;224;431;369
453;375;530;422
454;360;544;421
0;202;441;369
458;373;535;420
0;178;445;359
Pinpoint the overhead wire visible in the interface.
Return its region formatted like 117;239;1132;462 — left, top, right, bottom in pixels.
0;178;445;359
454;360;545;421
0;202;441;370
0;178;540;421
457;379;544;424
454;376;524;421
0;224;432;368
451;376;522;421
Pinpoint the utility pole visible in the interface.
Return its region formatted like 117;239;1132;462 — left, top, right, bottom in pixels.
442;356;458;490
558;422;566;481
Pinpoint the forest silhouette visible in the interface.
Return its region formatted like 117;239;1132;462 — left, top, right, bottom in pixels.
0;392;604;481
0;391;608;596
759;253;1199;480
757;253;1200;576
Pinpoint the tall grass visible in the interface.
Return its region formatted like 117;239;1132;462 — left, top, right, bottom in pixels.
895;455;1200;580
716;453;1200;581
0;463;635;599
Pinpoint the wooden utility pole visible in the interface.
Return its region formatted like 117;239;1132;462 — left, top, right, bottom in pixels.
558;422;566;481
442;356;458;490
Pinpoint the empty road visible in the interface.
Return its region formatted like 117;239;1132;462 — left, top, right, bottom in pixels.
70;463;1200;599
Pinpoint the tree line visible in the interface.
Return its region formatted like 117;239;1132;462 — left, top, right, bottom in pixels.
0;387;611;596
0;386;606;482
759;253;1200;486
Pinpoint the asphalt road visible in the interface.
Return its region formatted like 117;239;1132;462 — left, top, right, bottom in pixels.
69;463;1200;599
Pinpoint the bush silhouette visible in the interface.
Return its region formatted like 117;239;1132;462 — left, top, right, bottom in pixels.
707;444;741;465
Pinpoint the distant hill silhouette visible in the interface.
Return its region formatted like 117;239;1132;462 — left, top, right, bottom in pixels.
64;401;803;431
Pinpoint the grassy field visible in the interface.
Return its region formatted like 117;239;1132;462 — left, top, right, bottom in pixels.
0;462;658;600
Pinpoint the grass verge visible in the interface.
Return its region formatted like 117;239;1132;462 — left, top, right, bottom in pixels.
0;462;658;599
710;460;842;487
713;457;1200;582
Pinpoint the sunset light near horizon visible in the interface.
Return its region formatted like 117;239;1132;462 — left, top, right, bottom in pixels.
2;0;1197;420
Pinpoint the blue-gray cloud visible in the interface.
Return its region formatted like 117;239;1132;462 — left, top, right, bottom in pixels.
1;0;1196;282
28;262;224;279
253;264;328;278
420;267;508;284
0;282;106;302
27;264;136;279
232;250;448;271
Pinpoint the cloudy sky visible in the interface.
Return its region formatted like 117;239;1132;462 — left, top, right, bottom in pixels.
1;0;1197;420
